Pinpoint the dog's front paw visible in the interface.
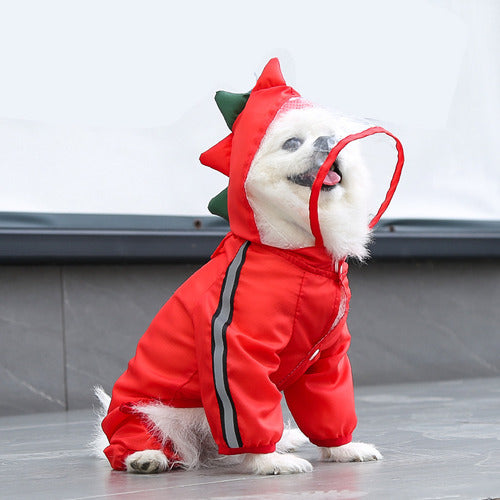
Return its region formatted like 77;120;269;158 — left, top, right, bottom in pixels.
241;452;313;475
125;450;169;473
320;442;382;463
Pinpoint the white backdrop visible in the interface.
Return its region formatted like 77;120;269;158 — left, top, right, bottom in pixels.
0;0;498;220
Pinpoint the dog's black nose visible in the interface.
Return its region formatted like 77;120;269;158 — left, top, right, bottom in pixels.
313;136;336;152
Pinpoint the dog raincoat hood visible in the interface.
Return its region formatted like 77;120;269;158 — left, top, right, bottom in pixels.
200;58;299;244
200;58;404;250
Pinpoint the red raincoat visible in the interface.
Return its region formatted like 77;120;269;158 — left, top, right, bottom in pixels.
102;59;403;470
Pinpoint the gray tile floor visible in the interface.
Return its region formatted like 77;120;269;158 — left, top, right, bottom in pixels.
1;377;499;500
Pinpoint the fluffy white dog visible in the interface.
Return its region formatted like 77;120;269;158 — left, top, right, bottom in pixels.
93;59;402;475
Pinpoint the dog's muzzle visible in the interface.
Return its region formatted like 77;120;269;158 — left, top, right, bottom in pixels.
288;136;342;191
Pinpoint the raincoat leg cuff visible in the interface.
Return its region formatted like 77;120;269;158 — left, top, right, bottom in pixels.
104;443;136;471
310;434;352;448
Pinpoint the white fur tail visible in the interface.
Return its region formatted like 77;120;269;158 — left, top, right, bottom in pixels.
89;385;111;459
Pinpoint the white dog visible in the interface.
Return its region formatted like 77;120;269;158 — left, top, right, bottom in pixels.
93;59;395;475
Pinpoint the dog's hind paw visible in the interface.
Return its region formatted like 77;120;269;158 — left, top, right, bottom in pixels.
276;428;309;453
125;450;169;474
320;442;382;463
241;452;313;475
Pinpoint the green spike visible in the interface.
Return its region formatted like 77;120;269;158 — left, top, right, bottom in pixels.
208;187;229;221
215;91;250;130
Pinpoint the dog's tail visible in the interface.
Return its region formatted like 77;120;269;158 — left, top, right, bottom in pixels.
88;385;111;459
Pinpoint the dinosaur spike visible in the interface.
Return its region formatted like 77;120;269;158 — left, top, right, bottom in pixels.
204;58;290;225
208;187;229;221
215;91;250;130
253;58;286;91
199;134;233;176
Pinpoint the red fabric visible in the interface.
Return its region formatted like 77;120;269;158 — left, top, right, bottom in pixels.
366;128;405;229
310;126;405;246
102;233;356;467
199;134;233;176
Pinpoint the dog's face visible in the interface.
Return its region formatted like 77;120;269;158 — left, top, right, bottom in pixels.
245;106;371;259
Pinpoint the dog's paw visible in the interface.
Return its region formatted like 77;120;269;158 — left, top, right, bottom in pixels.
276;428;309;453
125;450;169;474
320;442;382;463
241;452;313;475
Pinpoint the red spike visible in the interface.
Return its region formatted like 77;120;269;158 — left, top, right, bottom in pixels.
253;58;287;91
199;134;233;176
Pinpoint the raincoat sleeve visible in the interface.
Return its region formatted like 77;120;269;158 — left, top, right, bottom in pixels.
198;321;285;455
193;253;294;456
283;324;357;448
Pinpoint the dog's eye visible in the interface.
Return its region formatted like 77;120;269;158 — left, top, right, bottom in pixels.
282;137;303;152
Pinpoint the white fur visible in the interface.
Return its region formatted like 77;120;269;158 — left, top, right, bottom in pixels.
132;403;226;469
320;442;383;462
89;386;111;460
245;106;371;260
240;452;313;475
125;449;169;473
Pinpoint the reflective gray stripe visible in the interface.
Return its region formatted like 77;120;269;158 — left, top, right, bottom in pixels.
212;241;249;448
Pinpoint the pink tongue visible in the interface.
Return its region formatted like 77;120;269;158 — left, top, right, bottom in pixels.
323;170;341;186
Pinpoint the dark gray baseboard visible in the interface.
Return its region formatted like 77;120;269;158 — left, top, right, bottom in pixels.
1;257;498;415
1;212;499;262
